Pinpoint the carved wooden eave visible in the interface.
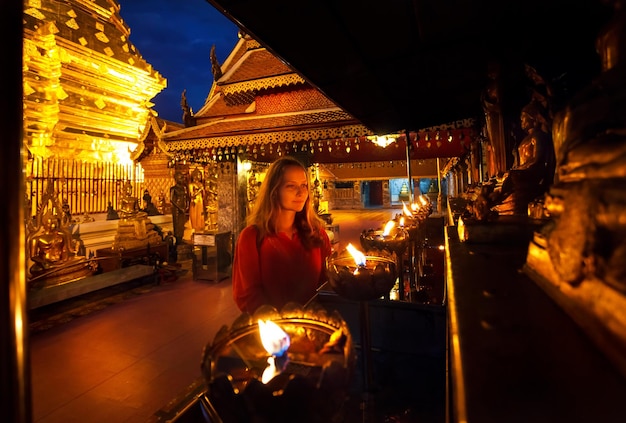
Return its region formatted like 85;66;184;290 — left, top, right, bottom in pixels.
161;108;370;151
221;73;307;103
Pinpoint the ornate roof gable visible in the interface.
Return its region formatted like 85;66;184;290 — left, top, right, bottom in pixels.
197;33;306;115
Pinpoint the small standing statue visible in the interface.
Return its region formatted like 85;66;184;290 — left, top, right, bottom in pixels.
188;168;205;232
156;190;167;214
312;178;322;213
247;172;260;214
61;199;72;226
170;170;190;244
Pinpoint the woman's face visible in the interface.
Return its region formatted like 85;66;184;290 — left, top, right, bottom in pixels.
278;165;308;212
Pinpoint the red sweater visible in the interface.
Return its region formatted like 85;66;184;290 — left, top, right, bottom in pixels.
232;225;331;314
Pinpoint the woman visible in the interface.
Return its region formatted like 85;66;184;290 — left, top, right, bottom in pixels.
232;156;332;314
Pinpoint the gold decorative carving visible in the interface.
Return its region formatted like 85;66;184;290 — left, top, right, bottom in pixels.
222;74;306;96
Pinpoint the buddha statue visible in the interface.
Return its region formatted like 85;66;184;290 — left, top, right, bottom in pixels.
29;211;75;276
112;181;161;250
26;184;95;286
539;2;626;293
142;189;161;216
119;180;147;220
492;99;555;215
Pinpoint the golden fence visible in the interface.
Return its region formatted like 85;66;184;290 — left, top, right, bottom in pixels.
25;157;144;218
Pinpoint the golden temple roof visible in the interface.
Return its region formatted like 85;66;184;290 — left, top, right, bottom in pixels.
23;0;166;163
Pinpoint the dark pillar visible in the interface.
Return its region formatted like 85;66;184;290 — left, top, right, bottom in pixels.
1;1;31;422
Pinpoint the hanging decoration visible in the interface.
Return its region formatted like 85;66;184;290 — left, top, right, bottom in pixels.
165;127;475;165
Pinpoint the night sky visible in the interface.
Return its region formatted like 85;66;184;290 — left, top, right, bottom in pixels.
118;0;239;123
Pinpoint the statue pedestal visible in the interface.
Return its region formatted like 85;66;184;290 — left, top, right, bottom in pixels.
457;215;541;244
191;231;232;282
95;244;168;273
29;264;157;309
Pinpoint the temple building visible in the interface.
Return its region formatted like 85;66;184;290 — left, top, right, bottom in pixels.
136;31;476;236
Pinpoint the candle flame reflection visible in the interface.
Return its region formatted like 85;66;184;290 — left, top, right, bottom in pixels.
258;319;291;384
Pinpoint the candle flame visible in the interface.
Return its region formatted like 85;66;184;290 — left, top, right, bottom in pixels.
419;195;429;206
399;216;405;227
258;319;290;356
382;220;396;236
402;201;412;217
346;243;366;267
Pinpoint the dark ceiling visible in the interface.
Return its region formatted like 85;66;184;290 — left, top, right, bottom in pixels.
206;0;613;135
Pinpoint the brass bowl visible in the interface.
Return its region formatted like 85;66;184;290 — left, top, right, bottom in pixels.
360;228;409;254
201;303;355;423
326;250;398;301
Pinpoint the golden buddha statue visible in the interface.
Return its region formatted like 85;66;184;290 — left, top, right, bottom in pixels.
112;180;161;250
119;180;147;220
29;211;75;275
27;202;95;288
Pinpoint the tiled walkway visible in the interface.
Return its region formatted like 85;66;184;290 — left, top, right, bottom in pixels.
29;208;405;423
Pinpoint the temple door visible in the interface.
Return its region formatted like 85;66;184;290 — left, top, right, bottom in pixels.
369;180;383;207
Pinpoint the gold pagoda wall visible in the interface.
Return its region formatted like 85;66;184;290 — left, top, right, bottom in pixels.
22;0;167;219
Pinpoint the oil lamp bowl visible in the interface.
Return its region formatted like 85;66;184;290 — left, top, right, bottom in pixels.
404;224;421;240
360;227;409;254
201;302;355;423
326;249;398;301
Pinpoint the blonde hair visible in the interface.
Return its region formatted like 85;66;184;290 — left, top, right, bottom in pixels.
248;156;326;249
